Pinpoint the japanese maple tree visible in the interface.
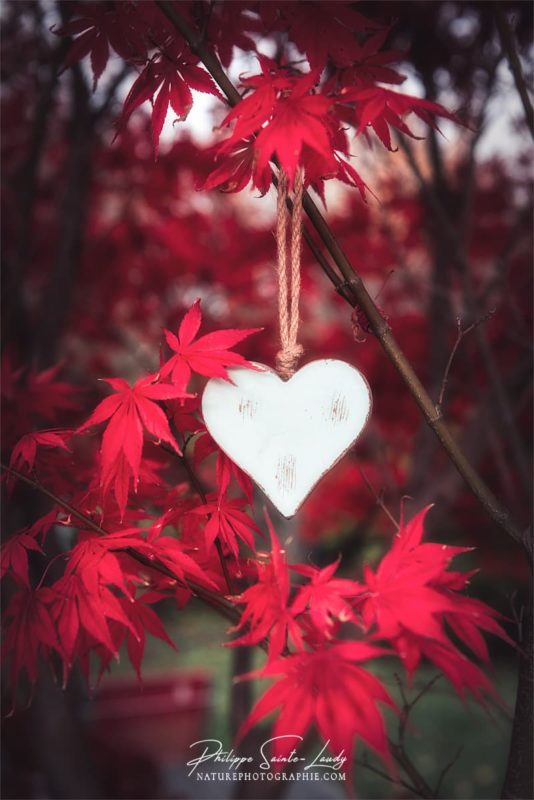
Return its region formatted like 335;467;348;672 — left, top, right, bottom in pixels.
1;2;532;800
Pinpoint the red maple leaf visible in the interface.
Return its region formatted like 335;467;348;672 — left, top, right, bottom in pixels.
291;558;361;639
194;432;254;504
55;3;146;90
118;46;222;154
206;2;261;68
149;533;219;590
335;28;407;89
160;299;261;387
216;449;254;505
78;374;191;515
1;530;44;587
213;59;371;194
200;139;272;195
3;587;62;695
280;1;383;69
237;641;394;780
27;508;60;546
41;573;136;671
1;356;80;447
167;396;205;435
219;56;293;140
341;86;461;150
228;512;304;658
253;81;337;186
115;590;177;681
219;67;337;188
73;586;178;688
188;495;260;559
65;528;152;596
9;430;71;474
357;506;513;702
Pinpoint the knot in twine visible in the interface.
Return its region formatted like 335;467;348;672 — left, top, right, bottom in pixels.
275;167;305;380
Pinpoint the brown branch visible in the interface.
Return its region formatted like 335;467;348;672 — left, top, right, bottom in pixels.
0;462;241;627
494;3;534;139
155;0;526;556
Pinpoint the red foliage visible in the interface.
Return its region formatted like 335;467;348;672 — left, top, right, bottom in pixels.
118;46;222;155
160;299;261;387
228;513;305;659
2;2;530;792
357;506;514;700
77;373;190;515
237;642;394;779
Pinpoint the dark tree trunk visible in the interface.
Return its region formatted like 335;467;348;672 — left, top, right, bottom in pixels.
502;575;534;800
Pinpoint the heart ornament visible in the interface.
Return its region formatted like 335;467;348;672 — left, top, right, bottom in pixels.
202;360;371;518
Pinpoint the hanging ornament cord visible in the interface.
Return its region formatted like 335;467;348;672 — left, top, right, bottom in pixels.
275;167;305;380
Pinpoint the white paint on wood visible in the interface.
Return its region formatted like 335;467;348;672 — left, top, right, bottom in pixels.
201;360;372;518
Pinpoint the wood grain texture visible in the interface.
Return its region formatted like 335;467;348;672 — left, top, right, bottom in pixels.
202;360;372;517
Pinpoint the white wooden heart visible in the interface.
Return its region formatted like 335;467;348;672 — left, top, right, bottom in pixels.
201;359;371;518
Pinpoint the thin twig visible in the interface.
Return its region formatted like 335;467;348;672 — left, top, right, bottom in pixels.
406;674;442;712
388;740;435;799
436;312;495;414
358;466;400;530
155;0;526;555
387;673;447;799
395;672;441;741
356;754;420;797
434;746;463;796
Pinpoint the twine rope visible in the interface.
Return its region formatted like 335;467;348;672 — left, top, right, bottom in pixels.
275;168;304;379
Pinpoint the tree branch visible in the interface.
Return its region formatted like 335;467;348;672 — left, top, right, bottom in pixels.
155;0;527;556
0;462;242;628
